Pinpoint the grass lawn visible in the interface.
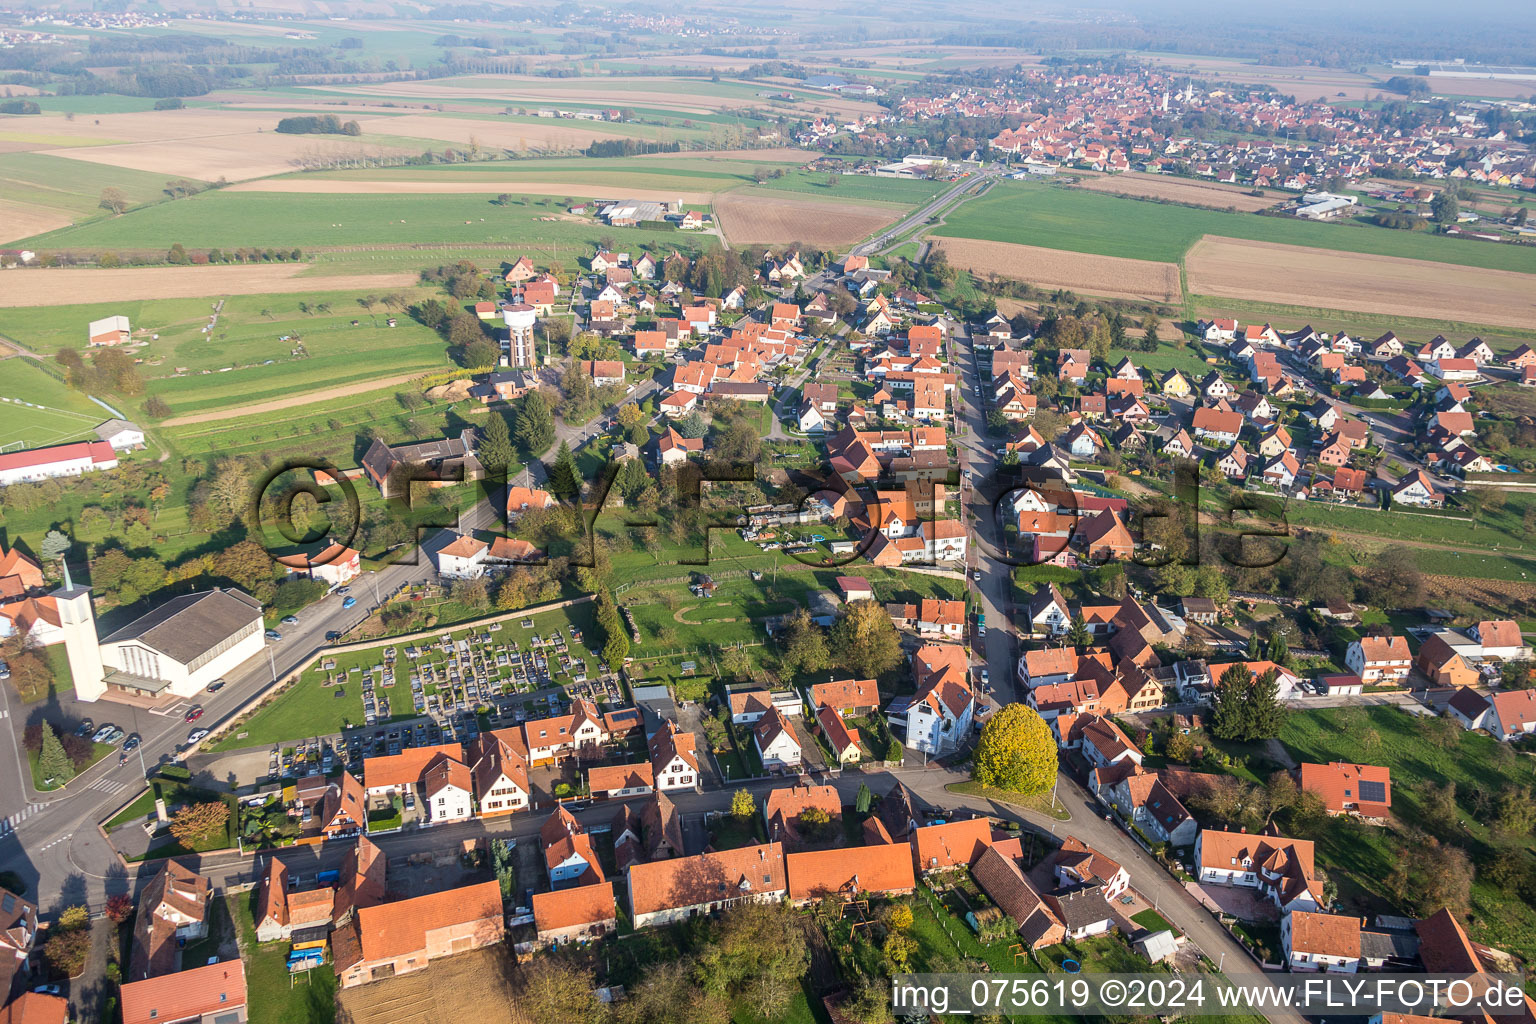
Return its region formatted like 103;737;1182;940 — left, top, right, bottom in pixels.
946;780;1071;820
231;892;337;1024
28;740;113;791
1277;706;1536;964
1131;908;1180;936
934;179;1536;275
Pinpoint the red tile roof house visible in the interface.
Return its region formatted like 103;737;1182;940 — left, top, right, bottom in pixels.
754;707;803;771
910;817;996;876
0;991;67;1024
1194;829;1324;913
0;884;39;998
1282;910;1363;972
1486;689;1536;742
587;761;654;800
1344;636;1411;684
1051;836;1131;900
128;860;213;981
120;959;247;1024
1299;762;1392;821
332;880;504;988
626;843;786;928
970;844;1066;949
763;783;842;847
809;678;879;716
786;843;916;902
254;858;335;942
531;881;617;947
816;705;862;765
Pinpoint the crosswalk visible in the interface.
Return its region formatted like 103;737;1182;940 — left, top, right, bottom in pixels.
86;776;134;795
0;803;39;836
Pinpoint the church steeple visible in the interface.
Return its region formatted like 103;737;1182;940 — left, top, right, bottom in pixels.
52;562;106;702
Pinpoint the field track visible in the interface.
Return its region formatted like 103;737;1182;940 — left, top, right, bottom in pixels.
160;371;426;427
225;179;717;203
1186;235;1536;329
0;266;416;307
934;237;1182;303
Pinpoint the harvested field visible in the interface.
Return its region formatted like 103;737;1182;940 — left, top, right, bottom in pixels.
337;947;522;1024
1075;172;1282;212
0;265;416;307
714;190;898;247
44;133;405;181
160;371;426;427
352;113;629;151
0;200;71;244
640;146;810;163
226;178;716;203
934;237;1182;303
1186;235;1536;330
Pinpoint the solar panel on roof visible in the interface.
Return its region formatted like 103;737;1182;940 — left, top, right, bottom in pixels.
1358;780;1387;804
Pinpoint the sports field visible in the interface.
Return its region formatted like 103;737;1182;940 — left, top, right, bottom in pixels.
933;179;1536;275
0;358;105;449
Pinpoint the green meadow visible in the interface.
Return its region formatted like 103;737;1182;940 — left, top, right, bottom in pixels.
0;152;204;218
18;190;719;253
934;180;1536;275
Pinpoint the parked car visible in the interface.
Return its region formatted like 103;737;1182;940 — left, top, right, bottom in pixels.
981;668;990;686
336;586;350;595
91;724;118;744
280;615;299;625
265;630;283;641
342;596;357;609
184;705;204;724
32;985;61;997
0;660;8;680
206;679;226;693
99;727;125;745
74;720;95;738
187;728;209;745
325;630;342;642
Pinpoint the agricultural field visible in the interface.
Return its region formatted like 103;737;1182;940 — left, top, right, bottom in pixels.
714;189;900;247
933;179;1536;275
0;151;203;241
17;190;714;254
935;237;1182;303
1185;236;1536;330
1074;171;1285;212
0;265;417;307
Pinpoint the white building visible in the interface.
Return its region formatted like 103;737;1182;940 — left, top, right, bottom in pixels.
753;709;802;770
96;589;265;702
93;419;144;450
0;440;118;486
422;757;473;824
435;534;489;579
87;314;131;347
1283;910;1362;972
501;303;538;368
